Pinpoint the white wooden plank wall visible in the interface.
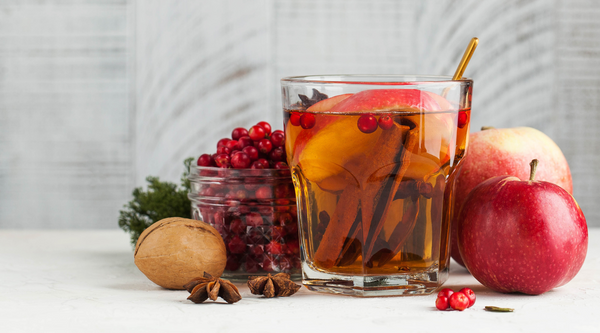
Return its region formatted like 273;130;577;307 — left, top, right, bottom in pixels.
555;0;600;226
1;0;599;228
134;0;271;185
0;0;131;228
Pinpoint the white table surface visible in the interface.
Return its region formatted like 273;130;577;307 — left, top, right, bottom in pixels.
1;229;599;333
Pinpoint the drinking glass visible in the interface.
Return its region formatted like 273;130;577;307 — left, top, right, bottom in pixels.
281;75;472;296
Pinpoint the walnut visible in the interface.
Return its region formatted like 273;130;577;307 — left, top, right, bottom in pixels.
134;217;227;290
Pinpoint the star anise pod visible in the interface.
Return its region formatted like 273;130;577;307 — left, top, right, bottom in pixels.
298;89;328;109
183;272;242;304
247;273;301;298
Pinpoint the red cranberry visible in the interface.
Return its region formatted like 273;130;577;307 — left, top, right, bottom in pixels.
251;159;269;169
274;161;288;169
197;154;215;167
247;228;266;245
279;256;293;272
213;153;230;168
265;241;284;255
216;146;231;155
270;130;285;147
269;147;285;162
237;136;253;150
449;292;470;311
244;183;260;192
275;199;290;212
292;256;301;269
378;115;394;130
459;287;476;308
213;210;225;225
245;256;260;273
277;211;293;225
357;114;378;133
290;112;301;126
231;127;249;140
212;223;226;236
256;121;272;136
217;138;231;148
458;111;468;128
283;239;299;255
225;140;239;152
255;186;273;199
283;220;298;236
249;125;266;141
258;138;273;154
227;235;246;254
237;201;252;215
199;186;216;196
270;226;286;241
231;152;251;169
242;146;259;160
275;184;293;198
245;212;264;227
435;296;450;310
437;288;454;299
249;244;264;257
225;254;241;271
300;113;316;129
229;218;246;234
262;255;278;272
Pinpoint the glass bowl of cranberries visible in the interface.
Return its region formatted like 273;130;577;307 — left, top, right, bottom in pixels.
188;122;301;280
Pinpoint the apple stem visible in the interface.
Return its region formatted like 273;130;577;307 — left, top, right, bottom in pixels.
529;159;539;181
481;126;495;131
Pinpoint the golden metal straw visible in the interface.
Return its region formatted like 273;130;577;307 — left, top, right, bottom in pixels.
452;37;479;80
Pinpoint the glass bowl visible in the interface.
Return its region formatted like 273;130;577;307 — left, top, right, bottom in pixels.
188;165;300;280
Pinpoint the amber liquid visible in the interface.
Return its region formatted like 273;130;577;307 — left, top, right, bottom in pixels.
285;108;469;276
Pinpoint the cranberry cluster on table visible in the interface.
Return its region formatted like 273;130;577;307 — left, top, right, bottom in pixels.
197;121;287;170
435;287;476;311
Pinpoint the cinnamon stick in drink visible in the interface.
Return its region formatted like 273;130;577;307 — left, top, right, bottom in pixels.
313;123;410;269
363;128;419;264
313;185;360;269
359;124;410;231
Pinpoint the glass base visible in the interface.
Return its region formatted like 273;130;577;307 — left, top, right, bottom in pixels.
301;263;448;297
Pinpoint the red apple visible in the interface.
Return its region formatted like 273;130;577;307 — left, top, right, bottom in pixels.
450;127;573;266
458;159;587;295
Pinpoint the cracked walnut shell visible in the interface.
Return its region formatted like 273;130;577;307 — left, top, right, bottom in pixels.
134;217;227;290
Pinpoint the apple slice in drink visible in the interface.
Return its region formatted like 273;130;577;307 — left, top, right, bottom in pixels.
289;94;353;164
296;89;457;187
298;115;381;184
330;89;455;180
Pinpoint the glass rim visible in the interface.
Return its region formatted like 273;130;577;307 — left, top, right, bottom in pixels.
188;164;292;179
281;74;472;85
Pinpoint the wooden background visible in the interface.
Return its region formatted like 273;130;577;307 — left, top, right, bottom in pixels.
1;0;599;228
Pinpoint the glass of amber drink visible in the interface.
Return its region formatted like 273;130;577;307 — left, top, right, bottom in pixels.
281;75;472;296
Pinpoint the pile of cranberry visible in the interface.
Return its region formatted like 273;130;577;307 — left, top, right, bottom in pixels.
435;287;476;311
196;121;287;170
193;121;300;276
